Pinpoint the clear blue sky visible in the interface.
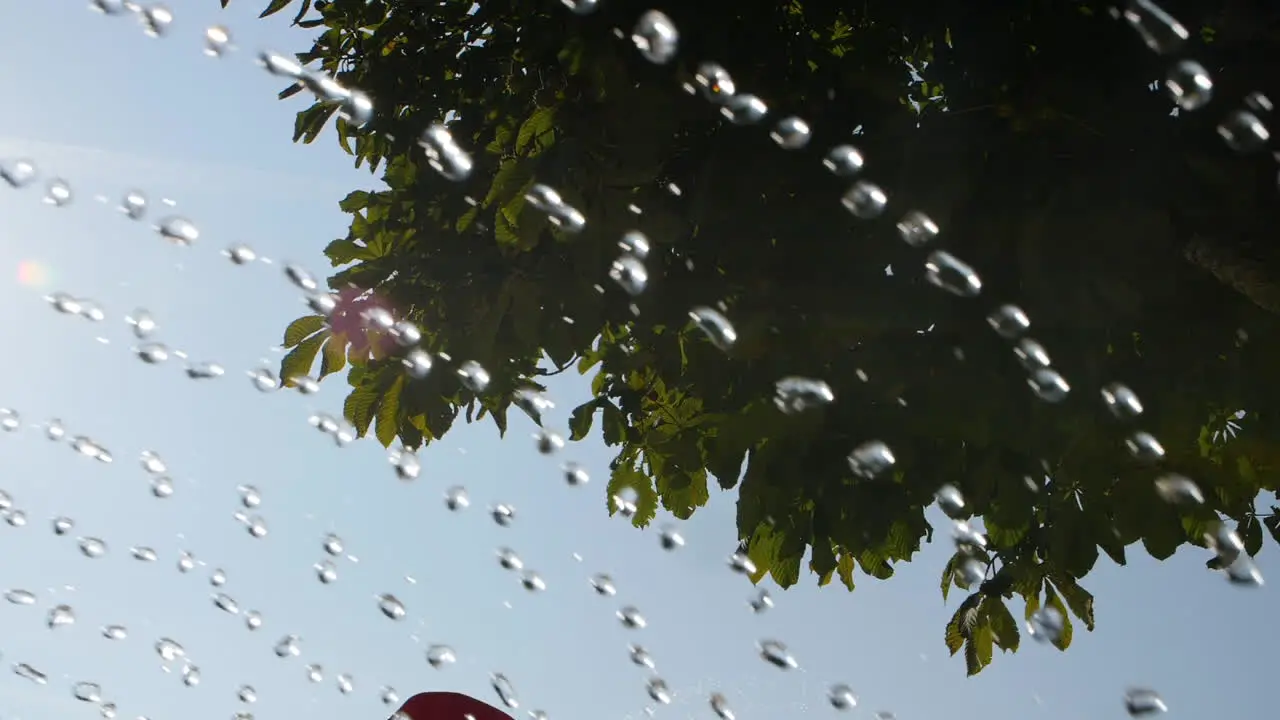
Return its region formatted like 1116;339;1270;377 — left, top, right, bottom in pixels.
0;3;1274;720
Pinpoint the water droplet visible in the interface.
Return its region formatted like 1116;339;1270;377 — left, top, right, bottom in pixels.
186;361;226;379
748;588;773;613
693;62;736;103
156;638;185;662
710;693;735;720
924;250;982;297
457;360;491;392
987;304;1030;338
497;547;524;571
646;678;671;704
758;639;797;669
847;440;895;479
426;644;456;668
44;178;73;206
1154;474;1203;505
1165;59;1213;110
5;588;36;605
131;546;158;562
390;447;421;480
520;570;546;592
102;624;128;640
336;673;355;694
4;508;26;527
178;551;196;572
378;593;406;620
562;462;589;486
238;685;257;703
381;686;400;705
1122;0;1188;54
492;504;516;527
590;573;616;595
896;210;939;247
0;408;19;431
419;125;473;181
842;180;888;218
46;419;66;441
1027;607;1064;644
828;684;857;710
1101;382;1144;418
1124;431;1165;461
225;244;257;264
73;681;103;702
1124;688;1168;716
1027;367;1071;402
78;536;107;558
617;605;646;629
135;342;170;364
720;94;768;124
1013;338;1051;371
658;524;685;551
315;560;338;584
631;11;678;64
274;634;301;658
156;216;198;245
534;431;564;455
609;255;649;296
245;610;263;630
770;116;811;149
1216;109;1270;152
935;484;966;518
822;145;865;176
120;189;147;219
445;486;470;511
48;604;75;629
204;25;231;56
773;377;834;414
250;367;281;392
182;664;201;686
689;307;737;350
560;0;598;14
245;514;269;538
140;4;173;38
13;663;48;684
629;644;655;669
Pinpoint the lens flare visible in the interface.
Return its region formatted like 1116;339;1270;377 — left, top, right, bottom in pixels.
16;260;50;288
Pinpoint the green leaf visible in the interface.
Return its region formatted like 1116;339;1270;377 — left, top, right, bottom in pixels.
940;552;959;602
516;106;557;155
745;522;783;583
606;465;659;528
1239;516;1263;557
771;549;803;588
1043;584;1074;650
290;0;312;25
835;551;855;590
280;332;326;385
809;538;837;586
259;0;293;17
1049;574;1096;631
338;190;371;213
568;399;599;441
283;315;326;347
374;375;405;447
601;401;626;446
319;335;348;379
944;604;966;655
966;623;994;676
1264;508;1280;545
293;102;339;144
343;383;379;437
982;596;1021;652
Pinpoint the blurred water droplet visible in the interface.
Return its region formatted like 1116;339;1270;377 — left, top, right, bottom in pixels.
1123;0;1188;54
721;94;768;124
79;536;107;558
710;693;734;720
5;588;36;605
828;684;857;710
987;304;1030;338
1165;59;1213;110
617;606;646;629
444;486;470;511
1154;474;1203;505
646;677;671;704
274;635;301;658
102;624;128;640
73;681;102;702
1124;688;1168;716
44;178;73;206
48;604;75;629
842;180;888;218
426;644;456;668
770;116;811;149
120;189;147;219
378;593;406;620
156;216;198;245
896;210;939;246
1216;109;1270;152
924;250;982;297
631;10;678;64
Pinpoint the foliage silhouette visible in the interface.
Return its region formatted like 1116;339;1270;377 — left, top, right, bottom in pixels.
224;0;1280;675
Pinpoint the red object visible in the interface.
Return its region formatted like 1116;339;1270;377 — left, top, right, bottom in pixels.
394;692;515;720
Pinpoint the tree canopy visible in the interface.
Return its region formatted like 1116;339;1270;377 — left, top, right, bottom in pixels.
222;0;1280;675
